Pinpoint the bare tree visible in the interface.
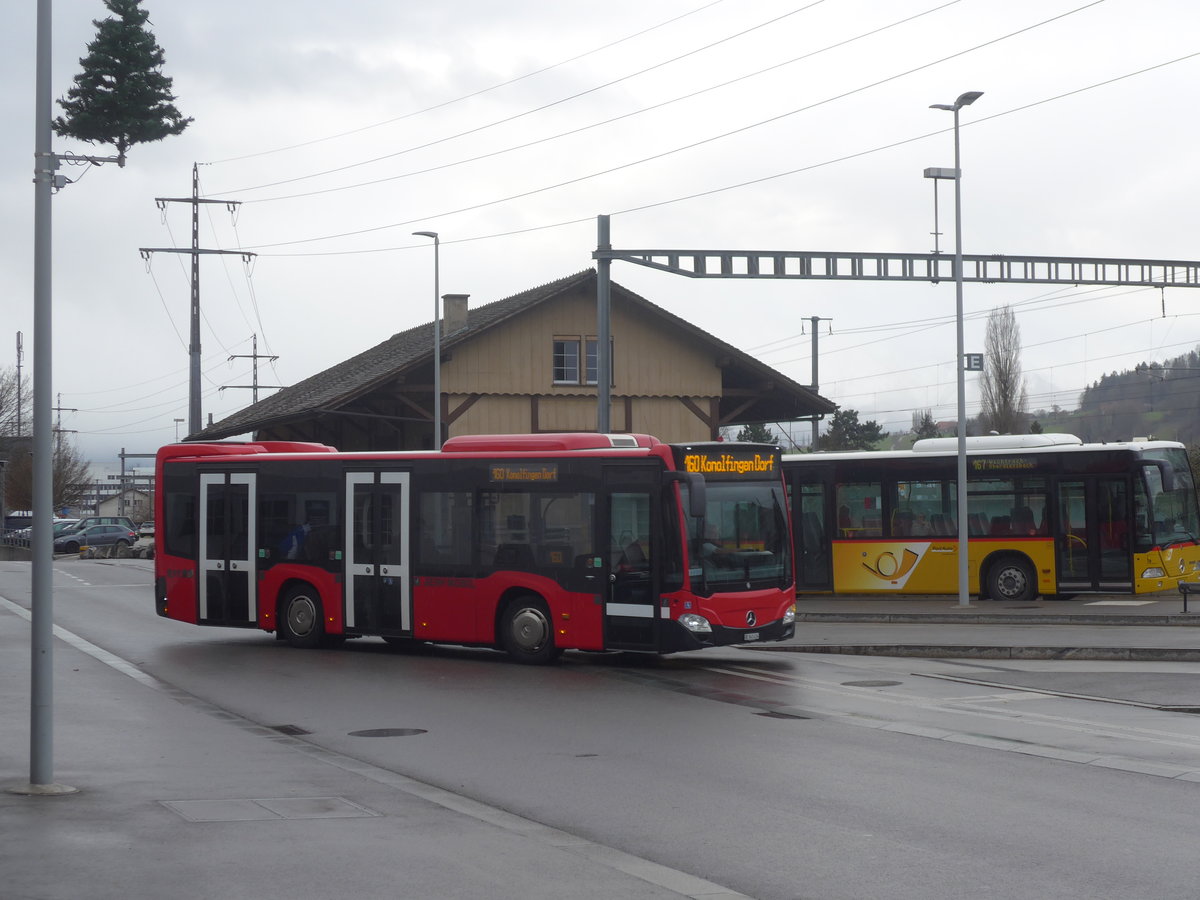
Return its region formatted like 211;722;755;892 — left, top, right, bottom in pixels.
0;366;33;437
979;304;1028;434
3;437;92;512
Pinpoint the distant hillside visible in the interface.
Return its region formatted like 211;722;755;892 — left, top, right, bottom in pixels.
1031;346;1200;444
882;345;1200;449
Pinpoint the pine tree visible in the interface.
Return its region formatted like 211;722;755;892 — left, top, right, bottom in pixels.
819;408;886;451
911;409;940;440
53;0;192;166
735;423;778;444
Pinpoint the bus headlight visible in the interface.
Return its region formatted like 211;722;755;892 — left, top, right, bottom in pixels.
1142;567;1166;579
678;613;713;633
782;604;796;625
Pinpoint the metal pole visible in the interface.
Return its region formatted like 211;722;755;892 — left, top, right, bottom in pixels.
810;317;820;449
188;164;201;435
22;0;75;794
952;104;970;608
596;215;612;434
412;232;441;449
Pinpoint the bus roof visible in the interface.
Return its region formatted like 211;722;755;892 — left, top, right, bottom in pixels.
784;433;1187;463
157;433;668;466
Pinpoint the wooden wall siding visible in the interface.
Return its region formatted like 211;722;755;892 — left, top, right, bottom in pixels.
450;395;532;437
628;396;713;442
440;289;720;396
446;393;715;443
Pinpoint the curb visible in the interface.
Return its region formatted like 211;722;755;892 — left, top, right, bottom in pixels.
795;612;1200;626
750;644;1200;661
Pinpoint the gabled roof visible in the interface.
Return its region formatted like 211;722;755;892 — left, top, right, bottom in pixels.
195;269;833;441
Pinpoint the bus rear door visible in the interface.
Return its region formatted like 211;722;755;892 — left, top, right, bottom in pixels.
198;472;257;626
345;471;411;635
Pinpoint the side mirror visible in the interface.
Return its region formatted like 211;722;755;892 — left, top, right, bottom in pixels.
665;471;707;518
686;472;706;518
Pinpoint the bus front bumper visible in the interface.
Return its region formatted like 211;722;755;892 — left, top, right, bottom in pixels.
660;617;795;653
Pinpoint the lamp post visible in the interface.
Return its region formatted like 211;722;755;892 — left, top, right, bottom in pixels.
928;89;982;608
412;231;441;449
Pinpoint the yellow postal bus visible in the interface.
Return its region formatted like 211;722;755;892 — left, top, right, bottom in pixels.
783;434;1200;602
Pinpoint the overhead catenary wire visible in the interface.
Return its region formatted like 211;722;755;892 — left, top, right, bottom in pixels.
206;1;830;195
223;0;964;206
200;0;733;167
241;35;1192;256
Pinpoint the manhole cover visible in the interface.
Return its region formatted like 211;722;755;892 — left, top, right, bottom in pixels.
347;728;427;738
840;680;901;687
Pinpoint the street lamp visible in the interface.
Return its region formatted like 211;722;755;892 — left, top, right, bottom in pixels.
928;89;982;608
412;231;441;449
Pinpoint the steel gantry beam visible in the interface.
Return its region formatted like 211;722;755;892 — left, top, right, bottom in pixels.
595;248;1200;288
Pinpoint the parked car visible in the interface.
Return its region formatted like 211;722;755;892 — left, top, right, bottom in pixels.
53;519;81;536
53;524;139;554
138;521;155;538
59;516;137;536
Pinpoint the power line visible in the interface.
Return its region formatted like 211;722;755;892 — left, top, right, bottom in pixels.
209;1;827;195
242;25;1189;257
201;0;732;166
227;0;963;206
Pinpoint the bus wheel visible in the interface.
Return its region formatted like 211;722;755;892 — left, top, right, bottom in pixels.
987;557;1037;604
280;586;324;649
500;595;559;665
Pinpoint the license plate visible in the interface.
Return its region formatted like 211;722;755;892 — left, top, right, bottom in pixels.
742;632;760;641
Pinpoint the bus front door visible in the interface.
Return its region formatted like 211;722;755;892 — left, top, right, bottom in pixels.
1055;477;1132;592
198;472;257;626
603;484;659;651
345;472;411;636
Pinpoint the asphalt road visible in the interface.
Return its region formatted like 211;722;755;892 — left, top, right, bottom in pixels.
3;558;1200;900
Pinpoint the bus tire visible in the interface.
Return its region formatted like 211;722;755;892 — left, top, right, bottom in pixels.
279;585;324;649
499;594;559;665
986;556;1037;604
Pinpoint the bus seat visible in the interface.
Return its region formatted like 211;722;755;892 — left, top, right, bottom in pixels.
622;540;648;569
989;516;1011;536
493;543;535;569
968;513;987;536
1011;507;1036;535
893;510;914;536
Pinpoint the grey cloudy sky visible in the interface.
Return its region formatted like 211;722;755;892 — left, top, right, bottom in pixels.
5;0;1199;471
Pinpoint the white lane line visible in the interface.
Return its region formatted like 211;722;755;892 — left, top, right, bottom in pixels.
0;593;747;900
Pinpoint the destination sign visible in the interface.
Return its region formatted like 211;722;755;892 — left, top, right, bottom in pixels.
490;463;559;483
679;450;778;479
970;456;1040;472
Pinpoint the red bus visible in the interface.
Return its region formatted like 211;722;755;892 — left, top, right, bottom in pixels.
154;433;796;663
